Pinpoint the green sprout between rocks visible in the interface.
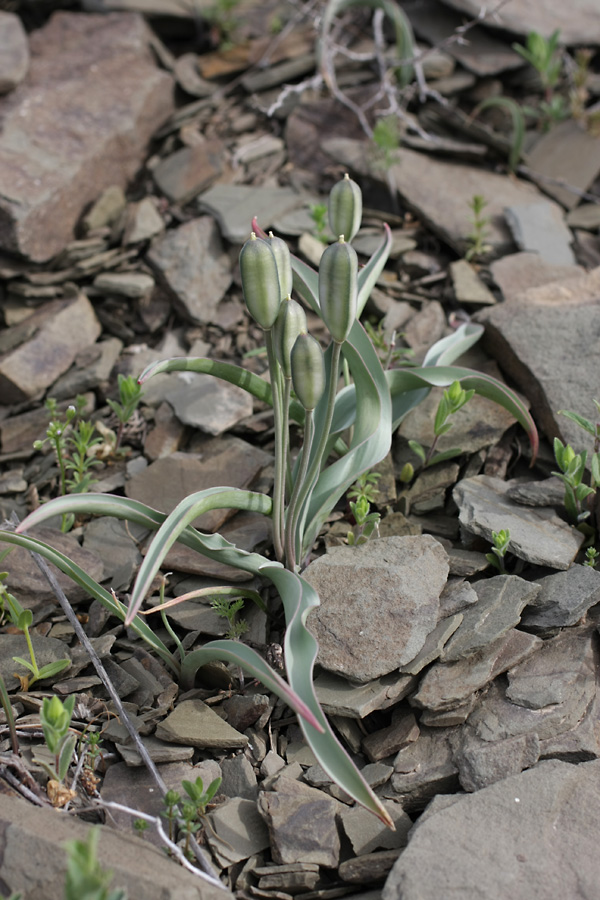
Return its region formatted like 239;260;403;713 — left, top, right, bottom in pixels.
63;827;127;900
0;579;70;691
409;380;475;469
210;595;249;640
309;203;330;244
464;195;492;262
0;173;538;827
584;547;599;568
485;529;511;574
552;439;595;526
35;694;77;787
107;373;144;453
347;472;381;546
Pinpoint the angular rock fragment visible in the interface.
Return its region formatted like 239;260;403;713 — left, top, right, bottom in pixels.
314;671;416;718
0;12;29;94
383;759;600;900
504;201;575;266
520;564;600;630
451;727;540;791
305;537;448;682
0;12;174;260
205;797;270;868
156;699;248;749
390;727;460;809
453;475;583;569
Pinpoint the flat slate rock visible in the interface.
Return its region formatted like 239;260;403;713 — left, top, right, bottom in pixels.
440;0;600;44
198;184;304;244
490;251;584;303
478;267;600;453
0;11;174;261
147;216;232;326
305;536;449;682
156;698;248;749
504;201;575;266
521;564;600;630
527;119;600;210
0;293;101;404
451;728;541;792
383;759;600;900
165;372;252;436
323;137;555;256
0;11;29;94
453;475;584;570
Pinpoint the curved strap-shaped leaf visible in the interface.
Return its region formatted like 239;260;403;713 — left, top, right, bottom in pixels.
357;223;392;317
301;317;392;556
387;365;539;461
138;356;306;426
181;640;323;732
126;488;274;622
0;530;176;672
264;564;394;827
422;322;484;367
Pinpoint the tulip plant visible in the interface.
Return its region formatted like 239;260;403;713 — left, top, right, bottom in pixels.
0;174;537;828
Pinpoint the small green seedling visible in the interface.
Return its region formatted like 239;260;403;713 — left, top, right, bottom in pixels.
513;29;562;94
465;195;492;262
552;438;595;524
558;402;600;491
1;584;70;690
210;596;249;640
486;529;511;574
347;472;381;546
0;892;23;900
309;203;329;244
179;775;222;859
107;374;144;453
584;547;599;567
409;381;475;468
63;827;127;900
162;789;181;842
35;694;77;785
372;116;402;169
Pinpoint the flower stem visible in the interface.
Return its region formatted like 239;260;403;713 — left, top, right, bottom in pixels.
265;329;285;561
285;409;315;571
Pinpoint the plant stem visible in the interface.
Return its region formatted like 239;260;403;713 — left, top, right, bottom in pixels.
265;329;285;561
287;340;342;567
284;409;315;571
23;626;39;682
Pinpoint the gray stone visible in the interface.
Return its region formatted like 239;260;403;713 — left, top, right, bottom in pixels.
450;259;496;305
490;251;584;303
323;137;554;255
441;576;540;662
205;797;270;868
521;564;600;630
222;693;270;732
255;866;320;894
567;203;600;231
362;711;420;763
165;372;252;436
0;12;29;94
409;0;523;75
539;693;600;762
314;671;416;719
390;727;459;809
3;525;104;607
0;293;101;403
478;267;600;454
526;118;600;210
173;53;214;97
439;579;479;617
504;201;575;265
198;184;304;244
468;629;597;743
258;776;341;867
93;271;154;298
220;753;259;800
453;475;584;570
447;548;489;577
122;197;165;244
414;629;542;710
51;336;123;400
340;802;412;856
0;793;229;900
505;476;566;508
153;142;222;205
156;699;248;749
420;698;476;727
118;735;195;766
147;217;232;326
82;517;142;592
125;440;271;534
305;536;449;682
441;0;600;44
399;614;463;675
0;12;174;261
340;850;402;885
383;760;600;900
83;185;126;232
452;729;541;792
403;300;446;352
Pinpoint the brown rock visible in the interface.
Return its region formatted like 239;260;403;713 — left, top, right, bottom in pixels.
0;294;101;403
0;12;29;94
0;12;174;260
152;141;223;204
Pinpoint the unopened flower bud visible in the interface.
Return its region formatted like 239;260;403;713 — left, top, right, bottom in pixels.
268;232;293;299
291;333;325;410
239;233;281;330
274;296;307;378
318;237;358;343
328;173;362;243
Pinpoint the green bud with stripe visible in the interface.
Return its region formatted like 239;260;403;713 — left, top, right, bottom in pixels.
291;333;325;411
239;233;281;330
328;173;362;243
318;236;358;343
269;231;293;300
274;296;308;378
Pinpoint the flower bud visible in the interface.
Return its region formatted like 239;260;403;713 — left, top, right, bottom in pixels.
274;296;307;378
291;333;325;410
328;173;362;243
318;237;358;343
239;233;281;329
268;232;293;299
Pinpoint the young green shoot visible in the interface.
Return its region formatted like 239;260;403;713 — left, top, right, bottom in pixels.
465;195;492;262
346;473;381;546
409;381;475;469
552;438;595;525
584;547;599;568
107;374;144;453
485;528;511;574
63;827;127;900
309;203;330;244
35;694;77;786
1;586;71;690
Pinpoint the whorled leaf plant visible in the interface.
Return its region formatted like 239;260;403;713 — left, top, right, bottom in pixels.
0;174;537;829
